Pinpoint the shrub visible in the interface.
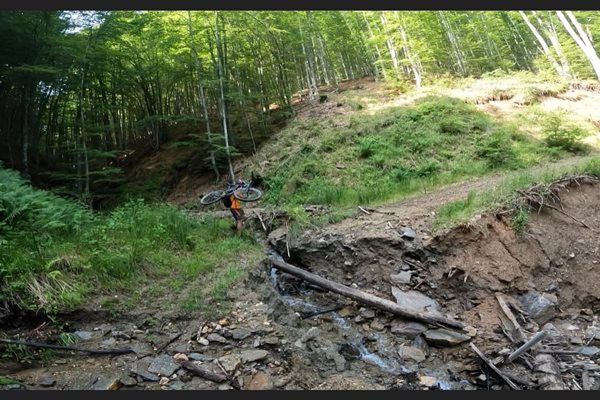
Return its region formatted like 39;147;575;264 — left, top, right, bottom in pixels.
476;130;517;168
542;113;586;152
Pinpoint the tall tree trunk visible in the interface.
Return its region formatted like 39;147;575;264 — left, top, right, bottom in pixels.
380;13;401;78
396;13;423;88
22;91;30;177
187;11;219;180
519;11;565;78
214;11;235;182
534;12;573;79
362;12;386;80
437;11;467;75
79;66;90;206
299;23;318;101
556;11;600;79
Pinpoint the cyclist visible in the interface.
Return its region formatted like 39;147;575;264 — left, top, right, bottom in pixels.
221;180;245;232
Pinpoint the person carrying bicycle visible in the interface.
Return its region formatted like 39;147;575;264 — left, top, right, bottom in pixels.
222;180;245;232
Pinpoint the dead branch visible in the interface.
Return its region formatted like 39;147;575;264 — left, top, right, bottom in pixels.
254;210;267;232
269;254;468;331
507;331;547;363
156;332;183;353
496;293;526;343
469;342;521;390
300;305;344;320
358;206;371;215
359;207;396;215
539;202;591;229
214;359;241;389
177;360;228;383
0;338;134;355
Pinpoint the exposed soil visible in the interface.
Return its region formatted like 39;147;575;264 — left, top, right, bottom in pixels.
4;175;600;391
4;77;600;391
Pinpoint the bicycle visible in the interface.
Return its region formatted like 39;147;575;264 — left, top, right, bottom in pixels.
199;179;262;205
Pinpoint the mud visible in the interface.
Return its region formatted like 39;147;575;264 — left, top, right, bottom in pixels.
3;178;600;391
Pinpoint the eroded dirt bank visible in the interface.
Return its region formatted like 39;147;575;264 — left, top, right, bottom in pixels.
3;178;600;390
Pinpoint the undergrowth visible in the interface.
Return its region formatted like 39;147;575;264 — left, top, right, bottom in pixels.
0;163;262;318
257;95;581;213
433;156;600;231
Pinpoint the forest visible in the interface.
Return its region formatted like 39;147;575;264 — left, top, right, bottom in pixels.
2;11;600;206
2;10;600;390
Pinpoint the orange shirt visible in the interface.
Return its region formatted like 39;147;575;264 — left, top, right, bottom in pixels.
230;194;241;209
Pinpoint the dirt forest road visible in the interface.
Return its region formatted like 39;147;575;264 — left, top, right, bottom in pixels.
369;155;593;230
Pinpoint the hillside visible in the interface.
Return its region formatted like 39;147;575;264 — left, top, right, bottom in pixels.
4;9;600;392
141;73;600;209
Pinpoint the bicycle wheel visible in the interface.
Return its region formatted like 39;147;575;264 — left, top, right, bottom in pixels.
200;190;224;205
233;187;262;202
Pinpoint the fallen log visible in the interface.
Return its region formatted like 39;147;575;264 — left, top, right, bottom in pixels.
177;360;228;383
507;331;548;363
0;338;134;355
469;342;521;390
178;359;240;389
268;254;468;331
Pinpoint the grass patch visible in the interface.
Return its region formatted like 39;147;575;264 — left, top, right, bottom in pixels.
257;95;580;215
432;156;600;230
0;164;262;317
0;376;22;385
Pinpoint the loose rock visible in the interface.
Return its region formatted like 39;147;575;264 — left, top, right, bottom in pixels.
90;376;122;390
231;328;251;340
241;349;269;363
148;355;180;377
244;371;273;390
207;333;228;344
390;271;413;285
397;346;426;362
218;354;241;372
391;288;441;315
519;291;557;325
399;227;416;240
423;328;471;346
390;320;427;338
39;376;56;387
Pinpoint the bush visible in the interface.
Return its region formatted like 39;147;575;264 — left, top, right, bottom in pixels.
476;130;517;168
542;113;586;152
357;136;381;158
0;164;260;316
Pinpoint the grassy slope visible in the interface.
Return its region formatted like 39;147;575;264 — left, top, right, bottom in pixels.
3;72;599;321
250;74;596;228
0;167;263;319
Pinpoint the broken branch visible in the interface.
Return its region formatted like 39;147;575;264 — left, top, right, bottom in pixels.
269;254;468;331
496;293;526;344
177;360;227;383
254;210;267;232
507;331;547;363
0;338;134;355
469;342;520;390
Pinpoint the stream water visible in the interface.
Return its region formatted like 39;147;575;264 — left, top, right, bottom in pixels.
267;252;463;389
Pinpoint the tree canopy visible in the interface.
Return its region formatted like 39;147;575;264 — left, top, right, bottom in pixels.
1;11;600;206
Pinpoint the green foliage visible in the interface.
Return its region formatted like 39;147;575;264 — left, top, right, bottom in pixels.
542;112;587;152
0;164;261;316
0;164;92;237
58;332;80;347
357;136;380;158
0;376;22;385
260;95;561;210
435;190;477;226
511;205;530;235
476;129;517;168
